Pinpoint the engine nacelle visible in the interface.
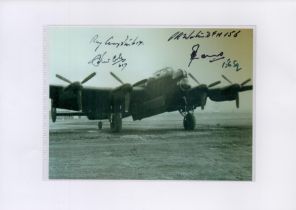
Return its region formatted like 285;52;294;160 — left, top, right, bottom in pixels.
208;84;240;102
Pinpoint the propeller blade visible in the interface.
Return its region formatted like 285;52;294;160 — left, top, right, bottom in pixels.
208;81;221;88
222;74;232;84
124;93;130;112
188;73;200;85
56;74;72;84
77;90;82;110
110;72;124;85
241;78;251;86
81;72;96;84
201;92;207;110
236;94;239;108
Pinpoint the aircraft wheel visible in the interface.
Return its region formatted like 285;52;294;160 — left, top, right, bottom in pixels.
98;121;103;130
110;113;122;132
183;113;196;130
51;103;57;123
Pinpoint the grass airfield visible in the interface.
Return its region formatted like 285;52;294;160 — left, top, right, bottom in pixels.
49;112;252;180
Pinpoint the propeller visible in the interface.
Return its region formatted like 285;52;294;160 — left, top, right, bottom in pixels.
241;78;251;86
55;72;97;110
189;73;221;88
56;74;72;84
110;72;124;85
222;74;232;84
236;94;239;108
188;73;200;85
208;81;221;88
222;74;251;87
221;74;252;108
109;72;132;112
81;72;96;84
188;73;221;110
56;72;96;85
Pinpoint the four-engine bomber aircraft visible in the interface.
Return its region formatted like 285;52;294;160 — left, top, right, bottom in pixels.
50;67;253;132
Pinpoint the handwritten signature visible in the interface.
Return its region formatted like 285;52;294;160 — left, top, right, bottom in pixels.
90;34;144;52
88;52;127;71
222;58;242;71
168;30;241;42
188;43;242;71
188;44;225;67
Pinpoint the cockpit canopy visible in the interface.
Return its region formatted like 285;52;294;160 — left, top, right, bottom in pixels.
153;67;174;78
133;67;188;88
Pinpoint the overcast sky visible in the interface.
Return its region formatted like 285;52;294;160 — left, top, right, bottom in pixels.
47;27;253;113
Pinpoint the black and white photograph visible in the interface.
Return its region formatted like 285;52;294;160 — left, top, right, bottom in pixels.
48;27;253;180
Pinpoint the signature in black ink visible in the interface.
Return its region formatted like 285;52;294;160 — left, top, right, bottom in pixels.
222;58;242;71
105;36;144;49
88;52;110;67
88;52;127;71
112;53;127;70
90;34;144;52
188;44;224;67
89;35;103;52
168;30;241;42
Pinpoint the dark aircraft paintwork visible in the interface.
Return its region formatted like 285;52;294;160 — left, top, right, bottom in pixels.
49;67;252;132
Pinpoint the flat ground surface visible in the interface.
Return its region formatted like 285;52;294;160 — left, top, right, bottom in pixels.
49;112;252;180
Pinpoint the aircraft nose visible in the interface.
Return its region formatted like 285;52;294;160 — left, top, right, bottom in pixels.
172;69;187;80
178;78;191;91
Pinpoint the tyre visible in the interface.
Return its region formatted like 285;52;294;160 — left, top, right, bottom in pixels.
98;121;103;130
51;103;56;123
110;113;122;132
183;113;196;130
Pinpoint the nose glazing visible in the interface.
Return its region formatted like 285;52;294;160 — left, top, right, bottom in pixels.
179;78;191;91
173;69;187;80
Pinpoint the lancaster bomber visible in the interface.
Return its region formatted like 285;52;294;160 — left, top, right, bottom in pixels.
49;67;252;132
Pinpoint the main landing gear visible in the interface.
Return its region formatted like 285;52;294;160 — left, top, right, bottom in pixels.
51;100;57;123
97;113;122;132
97;114;122;132
183;112;196;130
110;113;122;132
98;121;103;130
179;109;196;130
179;96;196;130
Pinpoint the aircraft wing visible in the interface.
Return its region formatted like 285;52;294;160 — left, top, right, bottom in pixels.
207;85;252;100
50;84;113;115
49;85;64;100
207;84;253;108
184;82;252;110
50;83;141;119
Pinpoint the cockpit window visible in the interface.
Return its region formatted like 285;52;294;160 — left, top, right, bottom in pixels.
153;67;173;78
181;69;188;78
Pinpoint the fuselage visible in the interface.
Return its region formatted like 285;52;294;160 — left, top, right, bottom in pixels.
129;67;190;120
55;68;192;121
